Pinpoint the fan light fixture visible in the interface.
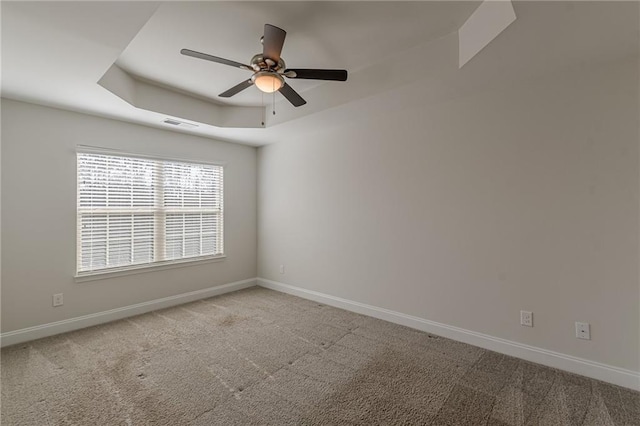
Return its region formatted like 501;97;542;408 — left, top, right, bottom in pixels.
253;71;284;93
181;24;348;107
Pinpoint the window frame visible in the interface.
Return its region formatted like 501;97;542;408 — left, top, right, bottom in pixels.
75;146;226;282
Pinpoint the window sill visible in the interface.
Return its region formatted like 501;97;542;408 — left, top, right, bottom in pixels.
75;255;227;283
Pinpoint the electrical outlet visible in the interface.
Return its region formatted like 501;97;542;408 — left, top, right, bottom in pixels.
53;293;64;307
575;322;590;340
520;310;533;327
279;264;285;274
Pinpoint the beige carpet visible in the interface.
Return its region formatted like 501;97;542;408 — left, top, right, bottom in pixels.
1;287;638;425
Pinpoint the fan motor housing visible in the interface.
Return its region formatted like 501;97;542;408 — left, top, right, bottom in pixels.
250;54;286;72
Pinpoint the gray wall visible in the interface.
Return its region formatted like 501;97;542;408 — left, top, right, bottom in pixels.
1;56;638;375
257;57;640;372
1;99;257;332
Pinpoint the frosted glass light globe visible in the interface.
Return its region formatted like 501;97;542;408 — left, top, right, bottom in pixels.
253;72;284;93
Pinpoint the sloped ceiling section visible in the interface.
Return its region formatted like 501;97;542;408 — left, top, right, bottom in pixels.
98;65;264;128
0;1;161;117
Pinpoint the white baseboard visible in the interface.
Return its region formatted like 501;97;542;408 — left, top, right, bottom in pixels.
257;277;640;391
0;278;257;348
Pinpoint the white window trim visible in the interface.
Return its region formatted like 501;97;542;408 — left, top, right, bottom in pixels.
74;254;227;283
76;146;226;280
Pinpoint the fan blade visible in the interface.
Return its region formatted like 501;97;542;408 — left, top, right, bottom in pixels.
262;24;286;63
279;83;306;107
284;69;348;81
219;80;254;98
181;49;251;71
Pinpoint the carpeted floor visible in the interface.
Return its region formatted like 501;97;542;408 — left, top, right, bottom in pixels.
1;287;638;425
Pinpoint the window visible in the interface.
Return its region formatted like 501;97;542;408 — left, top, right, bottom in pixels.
77;150;224;276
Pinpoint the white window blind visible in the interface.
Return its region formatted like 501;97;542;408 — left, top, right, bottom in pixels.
77;152;223;275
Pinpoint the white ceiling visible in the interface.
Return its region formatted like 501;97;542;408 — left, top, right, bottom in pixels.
1;1;638;146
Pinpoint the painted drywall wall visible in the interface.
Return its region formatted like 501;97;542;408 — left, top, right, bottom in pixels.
1;99;257;332
257;57;640;372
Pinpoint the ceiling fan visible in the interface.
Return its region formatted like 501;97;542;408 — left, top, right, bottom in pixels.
181;24;348;107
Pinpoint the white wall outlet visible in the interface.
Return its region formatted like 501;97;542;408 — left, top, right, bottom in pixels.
575;322;591;340
520;310;533;327
279;264;285;274
52;293;64;307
